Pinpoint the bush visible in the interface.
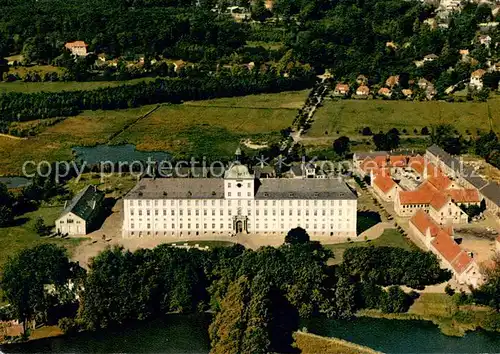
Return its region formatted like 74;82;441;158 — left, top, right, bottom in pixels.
379;286;413;313
444;284;455;296
58;317;79;335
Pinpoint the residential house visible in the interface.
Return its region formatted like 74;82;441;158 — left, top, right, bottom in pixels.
470;69;486;90
333;83;350;97
385;75;399;88
402;89;413;98
356;85;370;96
378;87;392;98
55;185;104;236
64;41;88;56
424;54;438;62
478;35;492;48
356;74;368;85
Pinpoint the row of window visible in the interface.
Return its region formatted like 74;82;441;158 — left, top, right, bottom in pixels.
129;208;352;217
129;223;349;230
128;199;354;207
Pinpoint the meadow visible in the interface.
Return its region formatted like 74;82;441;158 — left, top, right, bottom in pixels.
307;99;500;138
0;91;308;175
0;206;86;268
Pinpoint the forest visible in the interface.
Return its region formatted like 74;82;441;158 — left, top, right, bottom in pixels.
0;240;464;352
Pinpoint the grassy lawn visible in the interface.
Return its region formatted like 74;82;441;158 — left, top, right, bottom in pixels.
0;77;154;93
0;206;87;268
358;293;498;337
324;229;413;264
308;99;500;138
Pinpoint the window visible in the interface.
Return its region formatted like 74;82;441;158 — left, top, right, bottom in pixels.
139;210;143;216
171;210;175;215
180;210;183;216
264;210;268;216
146;200;150;206
256;210;260;216
154;200;158;206
172;223;175;228
281;210;284;216
196;223;199;229
248;210;251;216
297;210;301;216
247;183;251;188
138;200;142;206
130;209;134;216
163;210;167;216
228;183;232;188
237;192;241;196
147;223;151;229
195;210;199;216
147;210;151;216
289;210;292;216
220;223;223;228
155;210;158;216
322;210;325;216
180;223;183;228
203;200;207;206
228;210;232;216
204;210;207;216
188;210;191;216
212;210;215;216
131;223;135;229
130;200;134;206
220;210;224;216
247;201;251;206
188;223;191;228
212;223;215;228
163;200;166;206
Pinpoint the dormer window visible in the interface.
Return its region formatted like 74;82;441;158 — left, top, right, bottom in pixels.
237;183;242;188
289;193;293;197
163;191;168;196
264;192;269;197
212;191;216;196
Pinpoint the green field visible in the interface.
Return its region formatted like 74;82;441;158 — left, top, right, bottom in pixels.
0;77;154;93
359;293;498;337
113;103;297;158
0;91;307;175
307;99;500;138
0;206;86;267
324;229;413;264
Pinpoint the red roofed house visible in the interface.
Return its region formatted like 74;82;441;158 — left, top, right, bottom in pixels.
333;83;350;96
356;85;370;96
409;209;483;287
64;41;88;56
370;171;399;202
428;193;468;225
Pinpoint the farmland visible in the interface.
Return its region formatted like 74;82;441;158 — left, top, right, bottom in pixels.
306;99;500;138
0;91;307;175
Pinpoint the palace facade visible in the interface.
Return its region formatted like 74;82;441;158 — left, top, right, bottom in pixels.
122;164;357;238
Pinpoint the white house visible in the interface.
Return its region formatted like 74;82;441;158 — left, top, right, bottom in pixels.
64;41;88;56
122;163;358;240
470;69;486;90
55;185;104;236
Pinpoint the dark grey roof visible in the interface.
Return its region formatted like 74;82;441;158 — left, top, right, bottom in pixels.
61;185;104;220
354;151;388;160
480;182;500;207
427;145;490;189
255;179;356;200
289;165;303;176
125;177;357;200
125;178;225;199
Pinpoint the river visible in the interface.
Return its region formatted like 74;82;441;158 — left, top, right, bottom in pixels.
2;315;500;353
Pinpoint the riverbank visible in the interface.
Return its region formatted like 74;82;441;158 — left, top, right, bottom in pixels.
294;331;380;354
357;293;500;337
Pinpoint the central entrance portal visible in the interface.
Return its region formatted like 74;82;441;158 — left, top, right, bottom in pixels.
236;220;243;233
232;214;248;235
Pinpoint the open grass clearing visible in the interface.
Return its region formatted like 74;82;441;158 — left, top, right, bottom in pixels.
183;90;308;109
112;103;296;159
324;228;413;264
307;99;500;138
0;206;87;268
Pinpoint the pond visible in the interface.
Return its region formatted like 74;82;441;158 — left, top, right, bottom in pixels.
72;144;171;166
3;315;500;353
0;176;31;189
302;316;500;353
1;314;211;353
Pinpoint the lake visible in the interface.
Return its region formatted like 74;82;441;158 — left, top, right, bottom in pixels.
3;315;500;353
302;316;500;353
0;176;31;189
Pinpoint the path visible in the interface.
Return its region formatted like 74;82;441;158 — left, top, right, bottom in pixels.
105;105;160;144
0;133;27;140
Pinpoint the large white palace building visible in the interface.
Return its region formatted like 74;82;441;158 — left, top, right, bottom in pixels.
122;164;357;239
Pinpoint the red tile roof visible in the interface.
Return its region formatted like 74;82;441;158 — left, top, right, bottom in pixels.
390;155;407;167
430;192;450;210
65;41;87;48
428;173;453;190
398;180;437;205
410;209;442;237
452;251;474;274
447;189;481;204
373;174;397;194
431;230;473;274
361;156;389;173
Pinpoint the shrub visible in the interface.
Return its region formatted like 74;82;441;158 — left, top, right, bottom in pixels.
58;317;79;335
444;284;455;296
